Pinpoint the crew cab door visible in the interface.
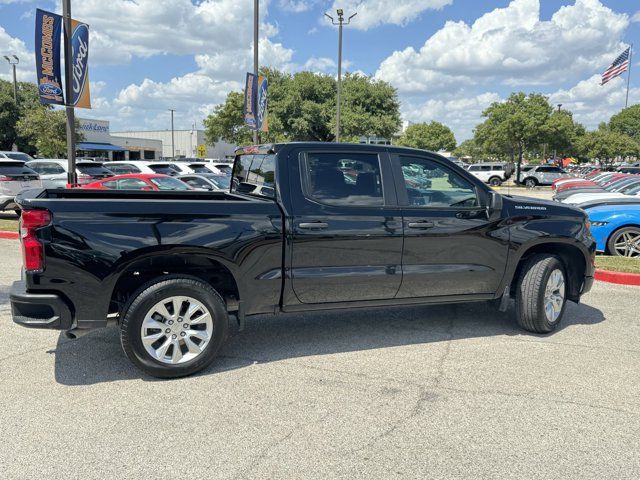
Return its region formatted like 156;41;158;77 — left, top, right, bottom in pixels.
392;153;508;298
288;148;403;304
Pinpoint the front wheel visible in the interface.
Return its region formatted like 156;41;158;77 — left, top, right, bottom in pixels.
524;178;538;188
607;226;640;257
488;176;502;187
516;255;567;334
120;277;229;378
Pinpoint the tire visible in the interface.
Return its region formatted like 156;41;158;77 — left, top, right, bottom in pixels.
606;226;640;257
515;254;567;334
120;277;229;378
488;176;502;187
524;178;538;188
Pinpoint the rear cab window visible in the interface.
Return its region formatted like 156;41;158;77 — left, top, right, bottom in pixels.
232;154;277;199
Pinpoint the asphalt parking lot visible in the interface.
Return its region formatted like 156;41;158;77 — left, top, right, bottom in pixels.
1;237;639;479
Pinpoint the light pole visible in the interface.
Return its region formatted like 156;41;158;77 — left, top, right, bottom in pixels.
3;55;19;104
62;0;78;185
169;109;176;159
325;9;356;143
253;0;259;145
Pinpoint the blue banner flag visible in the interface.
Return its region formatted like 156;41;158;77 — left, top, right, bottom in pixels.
35;8;64;105
243;73;258;130
257;75;268;132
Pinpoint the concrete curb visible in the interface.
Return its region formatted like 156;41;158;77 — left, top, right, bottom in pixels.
595;268;640;286
0;231;18;240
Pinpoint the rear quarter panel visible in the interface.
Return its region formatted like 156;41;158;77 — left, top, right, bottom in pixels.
19;194;284;324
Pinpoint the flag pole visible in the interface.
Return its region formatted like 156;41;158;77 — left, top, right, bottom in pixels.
626;44;633;109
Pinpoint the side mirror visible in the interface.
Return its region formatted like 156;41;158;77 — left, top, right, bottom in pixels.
486;190;502;220
141;186;152;191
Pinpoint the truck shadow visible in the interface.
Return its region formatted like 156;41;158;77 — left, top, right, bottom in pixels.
52;300;605;386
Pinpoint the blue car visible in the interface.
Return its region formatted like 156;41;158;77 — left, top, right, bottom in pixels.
586;203;640;257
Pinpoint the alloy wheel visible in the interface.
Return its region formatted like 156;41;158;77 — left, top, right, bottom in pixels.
613;229;640;257
543;269;565;324
140;296;213;364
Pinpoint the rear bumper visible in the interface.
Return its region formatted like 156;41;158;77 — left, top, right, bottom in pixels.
10;280;73;330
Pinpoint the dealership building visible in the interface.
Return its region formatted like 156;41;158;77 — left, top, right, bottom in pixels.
112;129;237;160
77;118;163;161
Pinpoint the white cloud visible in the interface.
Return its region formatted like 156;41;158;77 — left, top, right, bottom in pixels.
329;0;453;30
279;0;316;13
631;11;640;23
0;26;34;82
549;74;639;129
376;0;629;91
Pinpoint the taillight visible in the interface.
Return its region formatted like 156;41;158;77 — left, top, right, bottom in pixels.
20;209;51;273
0;175;11;182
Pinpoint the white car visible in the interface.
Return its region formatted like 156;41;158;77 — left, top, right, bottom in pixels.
104;161;156;175
562;186;640;206
0;160;42;213
467;162;512;186
0;151;34;162
26;159;114;188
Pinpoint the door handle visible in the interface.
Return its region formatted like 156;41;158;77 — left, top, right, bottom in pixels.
408;221;435;229
299;222;329;230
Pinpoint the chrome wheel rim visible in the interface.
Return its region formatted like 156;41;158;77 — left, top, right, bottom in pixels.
544;269;565;324
613;230;640;257
140;296;213;365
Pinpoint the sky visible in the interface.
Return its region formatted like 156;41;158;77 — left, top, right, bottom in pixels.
1;0;640;142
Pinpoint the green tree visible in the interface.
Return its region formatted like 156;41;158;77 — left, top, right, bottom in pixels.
16;107;82;158
474;92;552;182
540;110;585;158
204;68;401;146
609;104;640;143
575;128;639;167
0;80;41;151
397;121;456;151
453;138;484;162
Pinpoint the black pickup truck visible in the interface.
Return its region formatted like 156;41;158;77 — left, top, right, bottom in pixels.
11;143;595;378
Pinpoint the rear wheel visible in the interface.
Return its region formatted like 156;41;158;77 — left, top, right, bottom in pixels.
516;255;567;334
120;277;229;378
488;176;502;187
607;226;640;257
524;178;538;188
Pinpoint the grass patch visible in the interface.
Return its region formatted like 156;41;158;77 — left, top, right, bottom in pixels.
0;218;18;232
595;255;640;274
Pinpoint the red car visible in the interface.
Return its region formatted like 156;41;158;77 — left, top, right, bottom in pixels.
80;173;193;191
554;173;627;193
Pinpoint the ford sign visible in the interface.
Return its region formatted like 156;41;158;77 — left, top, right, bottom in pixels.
39;83;63;96
70;22;90;107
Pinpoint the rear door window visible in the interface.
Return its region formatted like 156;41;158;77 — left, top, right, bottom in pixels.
300;152;384;206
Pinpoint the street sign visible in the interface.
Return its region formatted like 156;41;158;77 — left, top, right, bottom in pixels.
197;144;206;158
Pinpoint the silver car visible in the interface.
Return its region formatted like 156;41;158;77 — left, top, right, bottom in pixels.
178;173;231;191
0;161;42;213
26;159;114;188
519;165;570;187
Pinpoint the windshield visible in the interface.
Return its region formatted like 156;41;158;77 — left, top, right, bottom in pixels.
77;164;113;176
149;165;178;176
209;175;231;189
149;176;191;190
4;153;33;162
231;154;276;198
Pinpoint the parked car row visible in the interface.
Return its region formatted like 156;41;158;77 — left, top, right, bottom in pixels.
0;157;234;213
553;169;640;257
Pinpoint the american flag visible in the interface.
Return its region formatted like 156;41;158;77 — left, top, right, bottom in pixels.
601;47;631;85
